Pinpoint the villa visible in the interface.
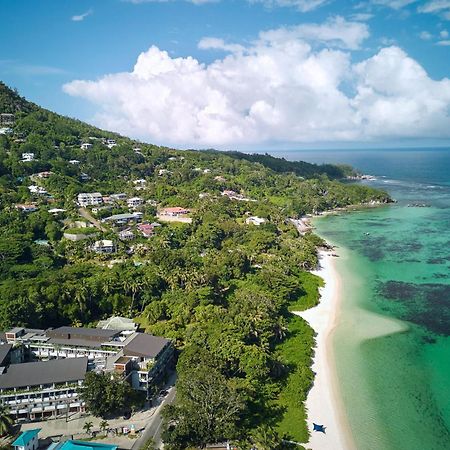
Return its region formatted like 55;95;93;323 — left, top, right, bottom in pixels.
92;240;115;254
77;193;103;207
80;143;93;150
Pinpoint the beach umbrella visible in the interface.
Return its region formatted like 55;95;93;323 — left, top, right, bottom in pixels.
313;423;326;434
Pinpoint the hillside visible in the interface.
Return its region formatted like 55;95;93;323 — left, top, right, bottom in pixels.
0;81;390;448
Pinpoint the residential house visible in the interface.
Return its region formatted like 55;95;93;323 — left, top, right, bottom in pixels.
127;197;143;208
69;160;80;165
0;113;14;126
157;207;191;223
137;223;155;238
77;192;103;207
158;169;171;176
15;204;38;213
0;127;12;135
106;139;116;149
80;143;93;150
80;173;90;182
12;429;41;450
92;240;115;254
28;185;48;195
109;193;127;202
36;171;53;179
48;208;66;215
245;216;266;226
119;229;134;241
158;207;189;217
21;153;35;162
102;212;143;225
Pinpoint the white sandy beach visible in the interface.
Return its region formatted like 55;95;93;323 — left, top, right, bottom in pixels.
294;250;355;450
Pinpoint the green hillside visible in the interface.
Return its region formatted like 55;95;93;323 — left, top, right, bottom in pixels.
0;81;390;448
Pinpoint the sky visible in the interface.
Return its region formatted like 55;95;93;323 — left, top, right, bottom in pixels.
1;0;450;150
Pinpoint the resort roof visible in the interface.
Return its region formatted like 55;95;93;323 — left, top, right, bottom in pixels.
12;429;41;447
0;357;88;389
123;332;169;358
48;326;119;339
0;344;12;367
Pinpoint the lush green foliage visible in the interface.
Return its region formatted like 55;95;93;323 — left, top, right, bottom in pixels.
0;405;13;436
79;372;143;418
0;82;391;446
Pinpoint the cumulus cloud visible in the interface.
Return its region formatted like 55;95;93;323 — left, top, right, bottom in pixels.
71;9;93;22
63;20;450;147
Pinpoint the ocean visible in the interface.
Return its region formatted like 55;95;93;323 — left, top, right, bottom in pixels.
275;148;450;450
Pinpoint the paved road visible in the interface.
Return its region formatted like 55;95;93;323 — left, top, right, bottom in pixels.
132;378;177;450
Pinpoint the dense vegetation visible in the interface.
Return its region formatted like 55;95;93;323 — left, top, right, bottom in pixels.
0;82;390;447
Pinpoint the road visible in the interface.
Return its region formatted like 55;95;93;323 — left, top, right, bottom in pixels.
132;377;177;450
78;207;108;232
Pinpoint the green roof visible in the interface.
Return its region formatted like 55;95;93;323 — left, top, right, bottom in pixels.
12;429;41;447
59;441;118;450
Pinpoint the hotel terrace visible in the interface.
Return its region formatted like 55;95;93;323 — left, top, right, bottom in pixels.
0;322;174;421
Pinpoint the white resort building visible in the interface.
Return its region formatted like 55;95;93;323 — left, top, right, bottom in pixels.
1;325;175;420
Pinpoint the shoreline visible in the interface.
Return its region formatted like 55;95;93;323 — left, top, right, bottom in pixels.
294;249;355;450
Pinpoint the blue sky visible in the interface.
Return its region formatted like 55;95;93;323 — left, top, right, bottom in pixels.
1;0;450;149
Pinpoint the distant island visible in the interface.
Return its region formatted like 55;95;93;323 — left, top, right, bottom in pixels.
0;82;390;449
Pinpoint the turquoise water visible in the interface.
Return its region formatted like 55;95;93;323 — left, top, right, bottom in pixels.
281;149;450;449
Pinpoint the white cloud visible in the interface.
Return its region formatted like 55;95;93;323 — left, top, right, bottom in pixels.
371;0;418;9
349;13;375;21
418;1;450;19
248;0;328;12
437;39;450;44
440;29;449;37
126;0;326;9
125;0;219;4
198;37;246;53
418;0;450;13
259;16;370;50
419;30;433;40
71;9;93;22
63;21;450;147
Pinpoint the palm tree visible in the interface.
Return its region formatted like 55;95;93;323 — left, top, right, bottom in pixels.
251;425;281;450
83;420;94;436
99;420;109;435
0;405;13;436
